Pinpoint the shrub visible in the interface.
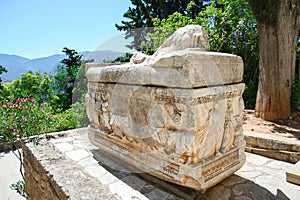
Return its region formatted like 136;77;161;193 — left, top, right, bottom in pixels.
54;108;75;131
0;97;58;142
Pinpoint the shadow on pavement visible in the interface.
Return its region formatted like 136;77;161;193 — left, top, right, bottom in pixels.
92;150;277;200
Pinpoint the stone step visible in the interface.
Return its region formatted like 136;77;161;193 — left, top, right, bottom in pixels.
286;161;300;186
244;131;300;163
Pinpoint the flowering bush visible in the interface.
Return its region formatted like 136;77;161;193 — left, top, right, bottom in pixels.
0;97;59;142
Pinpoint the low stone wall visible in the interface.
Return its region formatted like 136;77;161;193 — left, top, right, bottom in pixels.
22;131;117;200
22;140;68;199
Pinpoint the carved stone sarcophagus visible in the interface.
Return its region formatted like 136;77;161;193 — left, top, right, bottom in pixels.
86;25;245;192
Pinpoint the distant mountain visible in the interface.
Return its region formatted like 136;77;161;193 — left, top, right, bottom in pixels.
24;54;65;75
0;50;125;81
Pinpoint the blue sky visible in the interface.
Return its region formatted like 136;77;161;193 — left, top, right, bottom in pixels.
0;0;131;59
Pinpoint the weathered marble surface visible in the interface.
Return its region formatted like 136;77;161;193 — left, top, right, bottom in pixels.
87;25;243;88
86;25;246;191
87;51;243;88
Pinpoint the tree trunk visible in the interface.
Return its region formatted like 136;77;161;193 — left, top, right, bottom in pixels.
255;0;299;120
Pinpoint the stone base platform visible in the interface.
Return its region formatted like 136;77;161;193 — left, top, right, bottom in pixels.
89;126;245;192
22;128;300;200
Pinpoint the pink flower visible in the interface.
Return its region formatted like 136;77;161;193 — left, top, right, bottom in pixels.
22;116;27;121
11;122;15;126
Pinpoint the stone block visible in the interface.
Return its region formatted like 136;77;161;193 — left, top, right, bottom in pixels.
286;161;300;185
54;142;75;153
109;180;148;200
98;173;119;185
86;25;246;191
84;164;108;178
65;149;90;162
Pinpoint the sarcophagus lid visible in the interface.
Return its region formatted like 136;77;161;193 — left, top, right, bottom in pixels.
86;25;246;192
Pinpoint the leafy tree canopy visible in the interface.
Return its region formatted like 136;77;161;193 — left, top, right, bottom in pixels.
53;47;83;110
116;0;210;50
1;72;55;104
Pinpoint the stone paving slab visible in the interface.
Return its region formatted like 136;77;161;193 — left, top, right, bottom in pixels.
44;128;300;200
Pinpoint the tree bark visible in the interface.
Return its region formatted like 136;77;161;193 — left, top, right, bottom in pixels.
255;0;299;120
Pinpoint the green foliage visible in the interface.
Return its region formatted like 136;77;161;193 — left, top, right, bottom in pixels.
116;0;208;31
72;64;89;128
1;72;55;105
196;0;259;108
10;180;26;198
0;67;81;142
292;75;300;108
53;47;83;110
61;48;82;69
52;65;69;110
113;53;134;63
0;47;89;144
116;0;209;50
72;65;87;103
0;97;59;142
72;102;89;128
103;53;134;63
196;1;258;53
0;65;8;89
54;108;75;131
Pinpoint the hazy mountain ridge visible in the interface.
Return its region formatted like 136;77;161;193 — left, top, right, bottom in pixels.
0;50;125;81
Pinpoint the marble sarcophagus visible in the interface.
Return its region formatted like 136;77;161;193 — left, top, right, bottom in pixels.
86;25;246;192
